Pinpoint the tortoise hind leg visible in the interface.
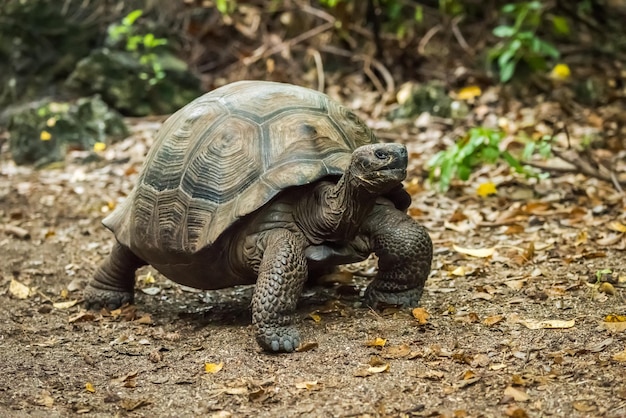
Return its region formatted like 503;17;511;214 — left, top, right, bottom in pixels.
362;203;433;308
84;242;146;310
251;229;308;352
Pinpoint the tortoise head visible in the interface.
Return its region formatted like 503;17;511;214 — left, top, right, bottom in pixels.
348;143;408;194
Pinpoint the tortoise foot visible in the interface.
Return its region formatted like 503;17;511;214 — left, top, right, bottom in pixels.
83;284;134;310
255;325;301;353
364;286;423;309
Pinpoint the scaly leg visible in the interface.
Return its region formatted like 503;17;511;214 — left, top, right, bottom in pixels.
251;229;307;352
84;242;146;309
363;204;432;308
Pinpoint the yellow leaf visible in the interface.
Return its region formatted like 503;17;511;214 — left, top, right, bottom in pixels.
453;245;495;258
549;63;571;80
365;337;387;347
412;307;430;324
608;221;626;233
519;318;575;330
598;282;616;295
451;266;467;276
40;131;52;141
605;314;626;322
204;362;223;373
53;300;78;310
456;85;482;100
574;230;588;246
9;279;31;299
477;182;497;197
93;142;107;152
309;313;322;323
85;382;95;393
612;349;626;362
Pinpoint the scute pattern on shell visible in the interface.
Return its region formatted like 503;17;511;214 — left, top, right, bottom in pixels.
104;81;377;254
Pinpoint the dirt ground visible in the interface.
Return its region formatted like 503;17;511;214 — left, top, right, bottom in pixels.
1;117;625;418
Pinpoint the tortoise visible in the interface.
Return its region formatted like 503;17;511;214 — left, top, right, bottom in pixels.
84;80;433;352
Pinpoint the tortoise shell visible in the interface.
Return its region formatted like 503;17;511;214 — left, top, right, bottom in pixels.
104;80;377;254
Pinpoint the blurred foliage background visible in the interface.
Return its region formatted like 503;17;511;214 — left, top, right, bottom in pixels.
0;0;625;186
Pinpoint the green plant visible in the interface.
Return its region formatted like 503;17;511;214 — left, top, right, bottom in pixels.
427;127;551;192
487;1;562;82
319;0;431;38
107;10;168;85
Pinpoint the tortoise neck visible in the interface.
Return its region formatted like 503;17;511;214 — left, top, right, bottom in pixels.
296;171;378;244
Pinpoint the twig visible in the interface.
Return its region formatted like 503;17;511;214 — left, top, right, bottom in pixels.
300;4;336;23
307;48;325;92
451;16;472;55
554;148;625;190
418;24;442;55
242;21;335;66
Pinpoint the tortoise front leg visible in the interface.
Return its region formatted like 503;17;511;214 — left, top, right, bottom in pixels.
251;229;307;352
363;203;433;308
84;242;146;310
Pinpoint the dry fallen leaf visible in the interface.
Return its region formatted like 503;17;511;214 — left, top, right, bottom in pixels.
9;279;31;299
85;382;95;393
504;386;529;402
608;221;626;233
308;312;322;323
204;362;224;374
412;307;430;324
365;337;387;347
504;405;529;418
453;245;496;258
518;318;575;330
381;344;412;359
296;341;319;352
53;300;78;310
612;349;626;362
36;390;54;408
295;381;320;390
69;311;96;323
367;363;390;374
572;401;596;412
483;315;504;326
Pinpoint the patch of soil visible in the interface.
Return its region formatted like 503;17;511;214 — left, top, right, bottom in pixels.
1;121;625;418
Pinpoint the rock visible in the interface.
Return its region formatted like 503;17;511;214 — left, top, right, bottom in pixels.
66;48;202;116
3;96;127;165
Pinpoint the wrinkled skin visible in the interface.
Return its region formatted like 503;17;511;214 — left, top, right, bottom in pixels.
84;143;433;352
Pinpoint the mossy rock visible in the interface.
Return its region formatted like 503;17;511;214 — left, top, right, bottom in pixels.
66;48;202;116
3;95;128;166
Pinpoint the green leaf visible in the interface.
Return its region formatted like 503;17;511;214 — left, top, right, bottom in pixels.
481;146;500;163
502;3;517;13
499;59;517;82
493;25;516;38
497;41;520;68
123;10;143;26
522;141;535;160
551;15;570;35
458;164;472;181
414;6;423;22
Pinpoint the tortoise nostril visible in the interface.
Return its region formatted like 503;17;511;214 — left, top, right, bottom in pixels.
374;149;388;159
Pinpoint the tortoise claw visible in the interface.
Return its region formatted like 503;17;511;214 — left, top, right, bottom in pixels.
255;326;301;353
83;285;134;310
364;286;424;309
